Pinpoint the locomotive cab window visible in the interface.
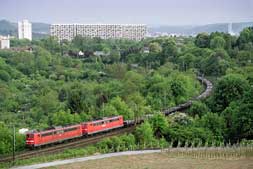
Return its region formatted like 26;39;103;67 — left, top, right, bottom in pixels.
26;134;34;138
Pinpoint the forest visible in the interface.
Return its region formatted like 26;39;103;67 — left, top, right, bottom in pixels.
0;27;252;155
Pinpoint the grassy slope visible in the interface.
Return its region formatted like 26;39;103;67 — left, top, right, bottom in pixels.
46;152;253;169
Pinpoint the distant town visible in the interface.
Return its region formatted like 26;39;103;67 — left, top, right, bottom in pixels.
1;19;253;50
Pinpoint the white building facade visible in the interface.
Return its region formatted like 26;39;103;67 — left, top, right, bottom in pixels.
50;24;147;41
0;35;10;49
18;20;32;40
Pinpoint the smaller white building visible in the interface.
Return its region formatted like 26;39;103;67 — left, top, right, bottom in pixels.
0;35;10;49
19;128;29;134
18;19;32;40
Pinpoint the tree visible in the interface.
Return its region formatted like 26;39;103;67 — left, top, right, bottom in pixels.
10;38;31;47
135;121;154;145
37;90;61;116
126;92;150;119
202;49;230;76
51;110;81;126
149;113;168;138
109;50;121;63
178;53;196;70
188;101;209;117
67;84;96;113
149;42;162;53
0;70;10;82
33;47;52;71
109;96;134;120
100;103;118;117
195;112;225;139
210;36;226;49
0;122;12;154
237;27;253;50
123;71;144;95
236;50;253;66
161;38;178;62
222;87;253;142
0;122;25;155
41;36;60;53
212;74;250;112
195;33;210;48
170;78;186;100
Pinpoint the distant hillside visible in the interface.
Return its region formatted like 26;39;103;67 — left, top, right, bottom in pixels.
0;19;17;36
32;22;50;34
149;22;253;36
0;20;50;39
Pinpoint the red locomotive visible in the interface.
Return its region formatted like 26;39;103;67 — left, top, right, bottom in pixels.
26;116;124;147
81;116;124;135
26;124;82;147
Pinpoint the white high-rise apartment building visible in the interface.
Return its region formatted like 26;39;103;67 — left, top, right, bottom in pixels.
50;24;147;41
18;20;32;40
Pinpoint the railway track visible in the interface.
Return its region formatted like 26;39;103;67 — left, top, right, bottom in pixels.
0;76;213;164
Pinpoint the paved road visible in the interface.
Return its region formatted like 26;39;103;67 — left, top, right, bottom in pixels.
12;150;161;169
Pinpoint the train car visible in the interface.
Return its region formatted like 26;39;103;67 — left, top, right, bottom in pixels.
81;116;124;135
26;124;82;147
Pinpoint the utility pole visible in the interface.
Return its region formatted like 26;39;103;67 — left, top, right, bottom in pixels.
12;125;15;165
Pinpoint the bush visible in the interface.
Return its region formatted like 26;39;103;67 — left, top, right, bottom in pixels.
0;70;10;82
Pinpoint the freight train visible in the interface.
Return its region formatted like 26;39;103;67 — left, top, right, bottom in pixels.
26;116;124;147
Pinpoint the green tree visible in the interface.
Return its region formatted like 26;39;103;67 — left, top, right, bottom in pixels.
37;90;61;115
100;103;118;117
202;49;230;76
41;36;60;53
195;112;225;139
210;36;226;49
126;92;150;119
109;96;134;119
123;71;144;95
188;101;209;117
212;74;250;112
67;84;96;113
33;47;52;70
0;70;10;82
51;110;81;126
178;53;196;70
135;121;154;145
195;33;210;48
149;42;162;53
161;38;178;62
222;87;253;142
149;113;168;138
0;123;25;155
237;27;253;50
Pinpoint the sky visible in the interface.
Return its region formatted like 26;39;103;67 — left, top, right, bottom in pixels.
0;0;252;25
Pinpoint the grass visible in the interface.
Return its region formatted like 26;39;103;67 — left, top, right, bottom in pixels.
46;152;253;169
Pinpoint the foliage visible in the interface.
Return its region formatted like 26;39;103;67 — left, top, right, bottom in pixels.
211;74;250;112
210;36;226;49
195;112;225;139
135;121;155;145
222;87;253;142
188;101;209;117
195;33;210;48
149;113;168;137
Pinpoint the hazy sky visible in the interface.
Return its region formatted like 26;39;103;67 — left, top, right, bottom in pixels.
0;0;252;25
